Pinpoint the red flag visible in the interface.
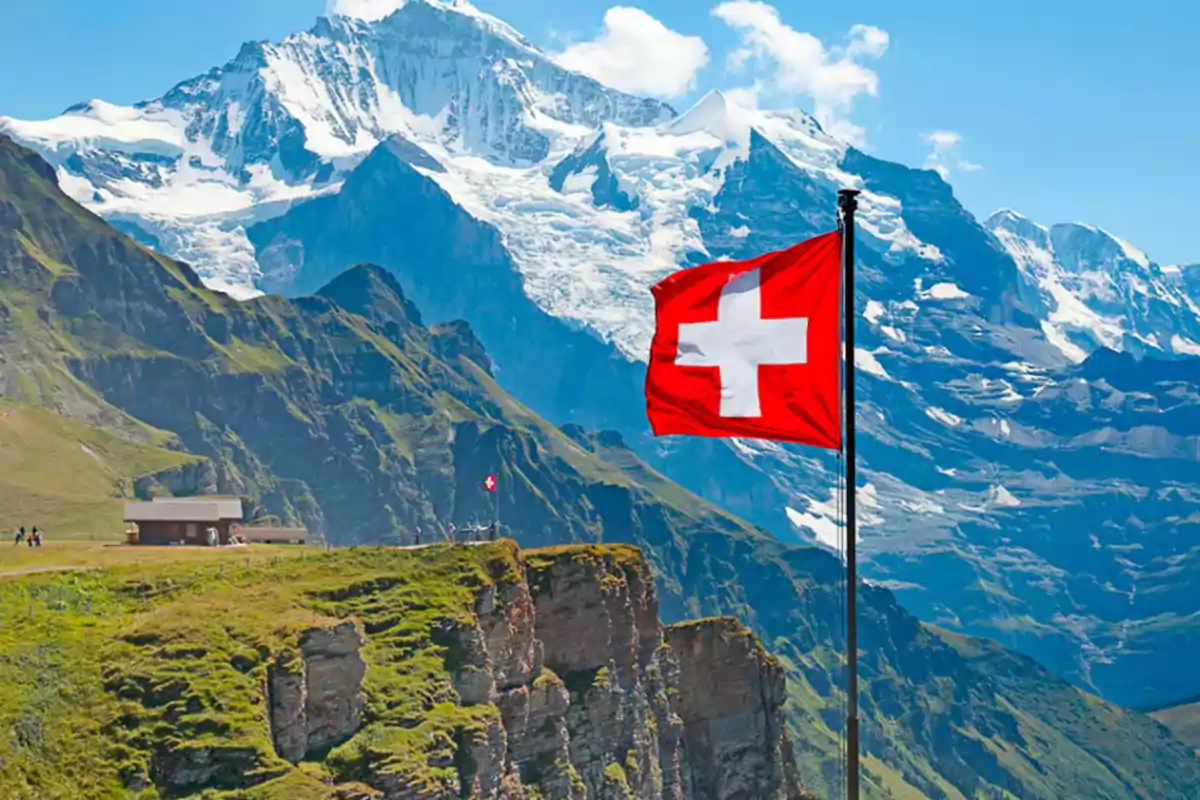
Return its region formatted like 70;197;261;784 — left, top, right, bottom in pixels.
484;474;498;491
645;231;842;449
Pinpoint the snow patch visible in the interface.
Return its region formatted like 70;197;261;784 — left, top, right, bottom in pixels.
1171;334;1200;356
919;281;970;300
854;347;890;379
925;407;962;427
989;485;1022;507
863;299;884;324
786;505;843;550
1111;233;1151;269
560;164;599;194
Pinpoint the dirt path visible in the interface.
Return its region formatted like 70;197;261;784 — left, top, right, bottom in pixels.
0;565;88;579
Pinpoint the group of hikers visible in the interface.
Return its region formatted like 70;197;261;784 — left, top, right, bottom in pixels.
13;526;44;547
409;521;499;546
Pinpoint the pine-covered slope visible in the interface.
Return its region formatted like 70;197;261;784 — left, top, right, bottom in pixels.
3;133;1200;798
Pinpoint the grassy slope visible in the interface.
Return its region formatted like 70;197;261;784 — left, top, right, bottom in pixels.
0;541;528;799
0;400;201;540
1151;698;1200;754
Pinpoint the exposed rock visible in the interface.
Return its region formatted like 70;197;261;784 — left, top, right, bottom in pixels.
498;669;582;798
265;547;801;799
152;744;264;791
132;458;219;499
269;659;308;764
270;620;367;763
430;319;494;376
525;546;667;797
646;645;686;800
665;618;805;800
456;711;509;798
435;616;497;706
475;564;542;690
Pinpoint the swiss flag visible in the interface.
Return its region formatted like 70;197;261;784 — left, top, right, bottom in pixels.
645;231;842;449
484;474;498;492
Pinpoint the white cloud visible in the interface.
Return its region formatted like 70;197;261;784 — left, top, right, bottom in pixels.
921;129;982;179
712;1;888;146
846;23;889;58
556;7;709;98
723;83;763;109
328;0;405;21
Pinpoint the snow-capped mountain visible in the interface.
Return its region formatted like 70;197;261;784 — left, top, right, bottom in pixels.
4;0;1200;711
0;0;671;295
987;208;1200;361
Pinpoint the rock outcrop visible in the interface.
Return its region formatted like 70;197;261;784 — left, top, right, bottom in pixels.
272;545;807;799
426;545;806;800
269;620;368;763
666;619;803;800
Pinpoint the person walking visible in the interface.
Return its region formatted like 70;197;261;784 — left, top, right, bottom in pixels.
413;526;421;547
488;522;497;542
31;527;42;547
448;522;456;543
14;526;24;545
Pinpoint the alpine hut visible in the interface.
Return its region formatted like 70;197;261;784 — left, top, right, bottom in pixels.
123;497;244;546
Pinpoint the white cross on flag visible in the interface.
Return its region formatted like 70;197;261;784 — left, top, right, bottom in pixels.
484;474;498;492
644;231;842;449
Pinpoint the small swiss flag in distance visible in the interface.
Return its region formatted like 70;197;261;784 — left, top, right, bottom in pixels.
645;231;843;450
484;475;498;491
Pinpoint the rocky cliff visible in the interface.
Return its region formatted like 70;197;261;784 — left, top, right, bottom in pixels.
0;540;808;799
358;543;808;799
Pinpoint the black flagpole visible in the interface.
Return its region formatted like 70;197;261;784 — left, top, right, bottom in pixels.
838;187;861;800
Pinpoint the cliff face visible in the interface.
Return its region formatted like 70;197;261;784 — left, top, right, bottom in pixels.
666;619;802;800
427;544;807;800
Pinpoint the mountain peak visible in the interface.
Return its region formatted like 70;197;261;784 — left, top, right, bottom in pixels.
664;89;753;146
347;0;539;54
1050;221;1152;270
985;208;1053;255
316;263;424;329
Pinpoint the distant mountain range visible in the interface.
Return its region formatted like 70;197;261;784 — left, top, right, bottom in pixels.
3;0;1199;716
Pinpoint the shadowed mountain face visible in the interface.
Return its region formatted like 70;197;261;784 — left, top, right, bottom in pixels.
4;133;1200;798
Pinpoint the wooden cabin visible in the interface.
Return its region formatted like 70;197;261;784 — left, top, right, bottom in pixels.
123;498;244;546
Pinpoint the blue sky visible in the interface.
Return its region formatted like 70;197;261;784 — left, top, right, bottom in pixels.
1;0;1197;265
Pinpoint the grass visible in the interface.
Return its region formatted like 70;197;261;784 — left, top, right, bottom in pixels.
0;540;302;576
1150;700;1200;754
211;337;295;374
0;402;203;540
0;541;527;799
